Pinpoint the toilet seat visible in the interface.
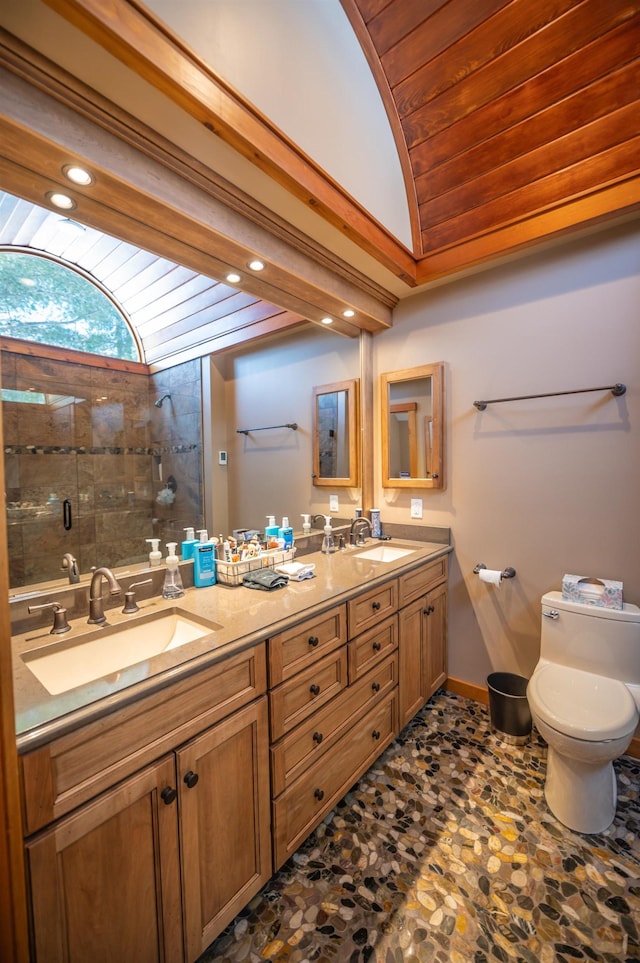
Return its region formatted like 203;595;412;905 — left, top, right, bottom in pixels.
528;663;638;742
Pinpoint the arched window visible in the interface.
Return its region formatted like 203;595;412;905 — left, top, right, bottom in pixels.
0;250;140;361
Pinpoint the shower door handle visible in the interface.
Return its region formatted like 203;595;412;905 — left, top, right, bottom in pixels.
63;499;72;531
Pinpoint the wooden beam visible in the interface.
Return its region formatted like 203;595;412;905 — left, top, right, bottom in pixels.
41;0;417;286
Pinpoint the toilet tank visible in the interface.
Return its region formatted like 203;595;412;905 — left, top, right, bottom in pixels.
541;591;640;685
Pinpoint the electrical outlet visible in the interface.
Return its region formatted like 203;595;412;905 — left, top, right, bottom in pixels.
329;494;339;513
410;498;423;519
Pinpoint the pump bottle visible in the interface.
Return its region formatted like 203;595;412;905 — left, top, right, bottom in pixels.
181;527;198;561
193;530;216;587
163;543;185;599
279;516;294;549
146;538;162;566
321;516;336;554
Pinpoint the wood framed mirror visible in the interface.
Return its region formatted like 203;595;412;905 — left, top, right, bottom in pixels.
381;363;444;489
312;379;359;487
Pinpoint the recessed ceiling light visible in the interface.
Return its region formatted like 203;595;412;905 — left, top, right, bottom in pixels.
248;259;265;272
343;309;355;318
226;272;241;283
46;192;76;211
321;317;333;325
62;165;94;187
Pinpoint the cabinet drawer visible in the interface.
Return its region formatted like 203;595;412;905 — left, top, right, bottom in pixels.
269;647;348;742
272;689;397;870
348;579;398;636
268;604;347;686
348;614;397;683
20;643;267;835
399;555;448;607
270;653;397;797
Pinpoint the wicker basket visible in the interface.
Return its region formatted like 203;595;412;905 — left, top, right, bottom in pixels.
216;547;297;587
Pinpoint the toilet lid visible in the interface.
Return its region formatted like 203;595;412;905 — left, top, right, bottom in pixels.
528;663;638;741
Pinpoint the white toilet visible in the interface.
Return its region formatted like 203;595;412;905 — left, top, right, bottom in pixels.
527;591;640;834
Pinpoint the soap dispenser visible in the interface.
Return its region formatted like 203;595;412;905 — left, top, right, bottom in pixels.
163;543;185;599
146;538;162;566
301;514;311;535
181;527;197;561
193;530;216;587
321;516;336;554
265;515;279;539
279;516;294;549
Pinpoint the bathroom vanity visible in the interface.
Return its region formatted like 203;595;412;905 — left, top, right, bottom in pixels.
12;539;450;962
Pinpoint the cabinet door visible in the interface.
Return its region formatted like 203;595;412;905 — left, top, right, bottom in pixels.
398;581;448;727
398;597;424;728
26;756;183;963
424;580;448;698
178;696;271;961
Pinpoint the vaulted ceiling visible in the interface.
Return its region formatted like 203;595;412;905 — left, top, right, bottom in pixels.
0;0;637;368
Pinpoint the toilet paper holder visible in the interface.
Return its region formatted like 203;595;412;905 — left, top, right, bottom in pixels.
474;563;516;579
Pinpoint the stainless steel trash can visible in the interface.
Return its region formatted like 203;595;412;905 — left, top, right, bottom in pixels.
487;672;532;745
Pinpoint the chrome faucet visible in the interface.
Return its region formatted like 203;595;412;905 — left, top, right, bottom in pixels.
350;517;372;546
61;553;80;584
88;567;121;624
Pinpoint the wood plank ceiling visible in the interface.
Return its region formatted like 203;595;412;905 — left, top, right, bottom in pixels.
43;0;640;287
343;0;640;280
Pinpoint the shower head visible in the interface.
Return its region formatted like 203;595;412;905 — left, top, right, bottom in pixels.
154;393;171;408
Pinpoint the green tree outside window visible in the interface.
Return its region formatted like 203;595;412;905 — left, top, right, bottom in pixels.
0;251;139;361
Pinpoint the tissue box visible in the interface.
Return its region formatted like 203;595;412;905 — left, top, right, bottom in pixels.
562;574;623;609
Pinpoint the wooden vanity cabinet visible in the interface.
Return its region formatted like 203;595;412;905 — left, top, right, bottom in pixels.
22;644;271;963
398;557;449;729
269;599;399;870
25;755;183;963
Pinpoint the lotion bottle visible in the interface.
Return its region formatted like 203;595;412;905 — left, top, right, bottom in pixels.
301;514;311;534
163;543;185;599
194;530;216;587
146;538;162;566
279;516;294;549
181;527;197;561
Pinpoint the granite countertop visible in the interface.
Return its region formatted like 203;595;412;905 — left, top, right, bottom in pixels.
12;539;451;751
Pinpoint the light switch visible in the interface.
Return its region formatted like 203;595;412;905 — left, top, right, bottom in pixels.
329;494;339;513
410;498;423;519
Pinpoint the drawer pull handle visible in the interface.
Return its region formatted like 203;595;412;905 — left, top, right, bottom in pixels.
372;729;381;740
183;770;199;789
313;731;324;744
160;786;177;805
372;641;382;651
308;635;319;647
424;604;435;615
371;682;381;692
372;601;381;611
309;684;321;696
314;788;324;801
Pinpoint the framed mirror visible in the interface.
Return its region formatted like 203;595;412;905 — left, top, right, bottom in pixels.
381;363;444;489
312;379;359;487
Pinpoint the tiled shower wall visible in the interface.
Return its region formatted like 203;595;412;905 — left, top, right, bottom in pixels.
2;350;203;588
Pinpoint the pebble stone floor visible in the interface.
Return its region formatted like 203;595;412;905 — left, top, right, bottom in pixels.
199;690;640;963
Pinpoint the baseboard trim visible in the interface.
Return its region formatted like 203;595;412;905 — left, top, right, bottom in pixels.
445;676;640;760
445;677;488;706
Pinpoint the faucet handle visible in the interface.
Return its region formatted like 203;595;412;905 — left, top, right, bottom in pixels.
122;579;153;614
28;601;72;635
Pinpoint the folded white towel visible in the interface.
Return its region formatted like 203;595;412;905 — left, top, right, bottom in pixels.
276;562;316;581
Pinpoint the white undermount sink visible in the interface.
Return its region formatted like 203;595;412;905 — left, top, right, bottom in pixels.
21;608;221;695
355;544;416;563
